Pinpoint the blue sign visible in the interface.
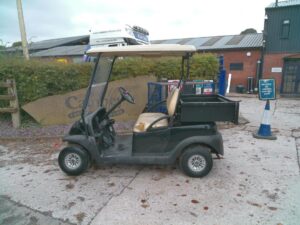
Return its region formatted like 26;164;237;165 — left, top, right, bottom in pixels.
259;79;276;100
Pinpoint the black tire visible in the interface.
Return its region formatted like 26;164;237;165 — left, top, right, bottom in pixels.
180;145;213;178
58;146;89;176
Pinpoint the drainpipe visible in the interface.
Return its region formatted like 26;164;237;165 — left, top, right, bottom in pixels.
255;59;261;90
260;40;266;80
260;11;268;83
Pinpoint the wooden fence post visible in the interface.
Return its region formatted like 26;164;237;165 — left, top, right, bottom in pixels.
0;79;21;128
9;79;21;128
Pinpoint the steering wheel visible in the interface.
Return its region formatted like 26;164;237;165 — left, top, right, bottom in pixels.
119;87;135;104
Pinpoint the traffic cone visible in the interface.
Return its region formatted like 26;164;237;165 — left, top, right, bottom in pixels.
253;100;277;140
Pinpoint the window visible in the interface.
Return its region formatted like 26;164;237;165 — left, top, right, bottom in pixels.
281;19;290;39
230;63;244;71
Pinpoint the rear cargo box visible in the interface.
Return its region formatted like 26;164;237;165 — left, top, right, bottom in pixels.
179;95;239;124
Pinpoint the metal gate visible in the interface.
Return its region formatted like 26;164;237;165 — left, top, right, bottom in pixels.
282;59;300;95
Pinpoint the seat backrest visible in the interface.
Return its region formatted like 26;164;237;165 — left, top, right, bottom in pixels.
166;87;180;116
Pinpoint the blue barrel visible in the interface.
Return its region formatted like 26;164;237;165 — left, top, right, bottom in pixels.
218;69;226;96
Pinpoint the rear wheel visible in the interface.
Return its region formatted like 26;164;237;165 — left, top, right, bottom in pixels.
58;146;89;176
180;145;213;178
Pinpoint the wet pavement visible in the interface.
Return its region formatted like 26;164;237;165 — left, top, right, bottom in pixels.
0;195;71;225
0;96;299;225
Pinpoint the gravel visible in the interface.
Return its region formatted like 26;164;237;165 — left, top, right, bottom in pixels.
0;119;135;139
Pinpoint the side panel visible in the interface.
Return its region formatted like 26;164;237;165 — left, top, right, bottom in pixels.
179;95;239;124
133;128;170;154
171;133;224;159
128;125;223;165
167;124;216;151
103;132;223;165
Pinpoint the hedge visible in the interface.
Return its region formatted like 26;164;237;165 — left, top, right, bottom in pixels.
0;53;218;107
0;58;92;106
112;54;219;80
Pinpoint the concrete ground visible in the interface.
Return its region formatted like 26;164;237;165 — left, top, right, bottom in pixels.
0;96;299;225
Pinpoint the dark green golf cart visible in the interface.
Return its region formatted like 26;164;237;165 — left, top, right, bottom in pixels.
58;44;239;178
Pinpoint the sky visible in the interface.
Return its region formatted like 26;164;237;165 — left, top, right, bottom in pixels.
0;0;273;46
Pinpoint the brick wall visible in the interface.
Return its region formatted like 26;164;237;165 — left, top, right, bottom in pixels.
211;49;261;91
202;50;299;93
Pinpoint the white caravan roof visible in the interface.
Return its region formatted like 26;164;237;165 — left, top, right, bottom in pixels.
86;44;196;57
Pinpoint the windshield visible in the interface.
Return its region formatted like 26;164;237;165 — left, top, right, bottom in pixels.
82;55;115;117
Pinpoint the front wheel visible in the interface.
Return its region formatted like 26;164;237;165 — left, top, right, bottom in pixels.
58;146;89;176
180;145;213;178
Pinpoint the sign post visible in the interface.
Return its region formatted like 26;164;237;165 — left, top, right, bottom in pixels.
253;79;277;140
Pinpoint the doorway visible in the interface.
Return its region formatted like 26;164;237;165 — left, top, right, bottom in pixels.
282;59;300;95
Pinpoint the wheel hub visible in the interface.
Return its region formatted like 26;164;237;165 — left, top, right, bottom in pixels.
188;154;206;172
64;153;81;170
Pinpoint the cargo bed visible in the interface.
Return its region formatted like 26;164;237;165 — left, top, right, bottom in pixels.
179;94;239;124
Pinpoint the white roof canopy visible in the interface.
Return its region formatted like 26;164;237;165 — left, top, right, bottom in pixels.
86;44;196;57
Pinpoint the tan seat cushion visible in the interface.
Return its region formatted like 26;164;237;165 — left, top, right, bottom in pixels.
133;87;179;133
167;88;179;116
133;112;168;132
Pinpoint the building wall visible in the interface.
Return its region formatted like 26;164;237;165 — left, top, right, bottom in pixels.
263;53;287;90
263;5;300;93
263;53;300;91
209;49;261;91
265;5;300;53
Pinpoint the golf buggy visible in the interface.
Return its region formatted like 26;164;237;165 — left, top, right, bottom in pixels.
58;44;238;178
